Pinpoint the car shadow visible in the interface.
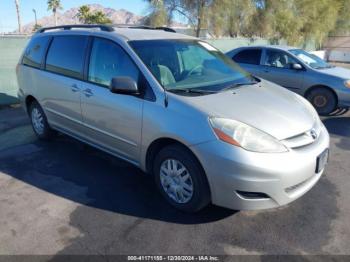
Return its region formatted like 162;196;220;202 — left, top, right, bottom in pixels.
0;92;19;107
322;116;350;137
0;134;237;225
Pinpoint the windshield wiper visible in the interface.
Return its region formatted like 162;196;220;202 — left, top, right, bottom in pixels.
167;88;217;94
314;65;334;69
220;81;258;92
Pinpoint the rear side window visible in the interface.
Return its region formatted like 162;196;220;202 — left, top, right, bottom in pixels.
22;36;50;69
233;49;262;65
45;36;88;79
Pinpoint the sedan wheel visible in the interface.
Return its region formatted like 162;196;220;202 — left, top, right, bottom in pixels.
306;87;337;115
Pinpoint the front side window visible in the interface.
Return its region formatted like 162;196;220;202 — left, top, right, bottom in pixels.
264;49;298;69
129;40;255;93
88;38;140;86
45;36;88;79
233;49;262;65
22;36;50;68
289;49;332;69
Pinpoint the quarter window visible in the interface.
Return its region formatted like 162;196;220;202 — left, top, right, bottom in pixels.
233;49;262;65
88;38;140;87
22;36;50;68
45;36;88;79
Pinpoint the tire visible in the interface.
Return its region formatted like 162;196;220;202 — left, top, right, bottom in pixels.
153;144;211;213
306;87;337;115
29;101;55;140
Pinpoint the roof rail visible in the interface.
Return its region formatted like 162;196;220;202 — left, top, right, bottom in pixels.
114;24;176;33
36;24;115;33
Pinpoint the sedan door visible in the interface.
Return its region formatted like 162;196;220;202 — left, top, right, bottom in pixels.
259;48;305;93
80;37;144;163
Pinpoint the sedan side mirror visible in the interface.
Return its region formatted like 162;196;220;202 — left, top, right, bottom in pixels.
291;63;303;70
110;77;139;95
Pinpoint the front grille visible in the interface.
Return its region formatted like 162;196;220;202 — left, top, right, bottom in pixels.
282;121;322;149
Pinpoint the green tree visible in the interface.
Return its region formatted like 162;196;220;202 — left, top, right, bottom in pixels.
145;0;167;26
330;0;350;35
47;0;63;26
145;0;213;37
209;0;257;37
77;5;112;24
295;0;341;47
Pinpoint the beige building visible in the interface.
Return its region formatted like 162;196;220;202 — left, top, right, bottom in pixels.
324;35;350;63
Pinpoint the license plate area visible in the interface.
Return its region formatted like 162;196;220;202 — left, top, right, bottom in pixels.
316;149;329;173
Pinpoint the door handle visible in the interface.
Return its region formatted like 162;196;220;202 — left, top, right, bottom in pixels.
71;84;80;92
83;88;93;97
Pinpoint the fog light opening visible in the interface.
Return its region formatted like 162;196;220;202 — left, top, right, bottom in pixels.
236;191;270;200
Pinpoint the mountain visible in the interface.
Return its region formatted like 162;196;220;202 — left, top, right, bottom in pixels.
22;4;145;33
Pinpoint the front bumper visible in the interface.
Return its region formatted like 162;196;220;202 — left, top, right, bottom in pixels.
336;88;350;107
190;125;330;210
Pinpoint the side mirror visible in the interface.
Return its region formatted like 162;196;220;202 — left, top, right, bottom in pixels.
291;63;303;70
110;77;139;95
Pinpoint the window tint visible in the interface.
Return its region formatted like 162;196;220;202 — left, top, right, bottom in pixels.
264;49;298;69
233;49;262;65
46;36;88;79
88;38;140;86
22;36;50;68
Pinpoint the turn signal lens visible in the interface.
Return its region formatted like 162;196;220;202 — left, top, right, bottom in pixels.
344;80;350;88
213;128;241;146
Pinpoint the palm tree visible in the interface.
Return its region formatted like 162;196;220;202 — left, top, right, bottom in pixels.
47;0;63;26
14;0;22;33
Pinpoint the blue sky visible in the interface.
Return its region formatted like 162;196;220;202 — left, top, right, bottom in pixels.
0;0;149;32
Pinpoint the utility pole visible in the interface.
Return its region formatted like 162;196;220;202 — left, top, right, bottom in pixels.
33;9;38;27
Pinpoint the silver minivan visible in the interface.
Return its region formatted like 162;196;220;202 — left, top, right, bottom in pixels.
17;25;329;212
227;46;350;115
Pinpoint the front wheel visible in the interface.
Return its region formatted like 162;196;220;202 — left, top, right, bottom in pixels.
29;101;55;140
306;87;337;115
153;144;211;213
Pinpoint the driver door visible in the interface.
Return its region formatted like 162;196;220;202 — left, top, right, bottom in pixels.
259;48;305;93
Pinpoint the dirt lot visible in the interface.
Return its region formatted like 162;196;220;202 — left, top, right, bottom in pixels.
0;106;349;257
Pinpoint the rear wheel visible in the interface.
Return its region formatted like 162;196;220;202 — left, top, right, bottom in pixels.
153;144;211;213
306;87;337;115
29;101;55;140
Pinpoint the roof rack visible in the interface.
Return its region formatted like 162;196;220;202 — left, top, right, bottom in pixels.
114;24;176;33
36;24;115;33
36;24;176;34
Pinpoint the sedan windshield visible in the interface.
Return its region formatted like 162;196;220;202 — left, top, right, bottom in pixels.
289;49;332;69
129;40;256;93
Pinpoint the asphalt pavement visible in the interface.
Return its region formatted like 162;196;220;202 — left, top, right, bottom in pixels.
0;106;349;257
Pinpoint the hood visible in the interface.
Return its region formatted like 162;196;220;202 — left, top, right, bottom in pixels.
182;80;316;140
317;66;350;79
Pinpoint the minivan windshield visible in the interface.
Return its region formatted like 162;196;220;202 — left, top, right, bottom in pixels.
289;49;332;69
129;40;256;93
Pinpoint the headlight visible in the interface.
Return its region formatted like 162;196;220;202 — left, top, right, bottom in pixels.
344;80;350;88
209;117;288;153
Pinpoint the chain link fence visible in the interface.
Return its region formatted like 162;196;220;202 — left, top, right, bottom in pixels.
0;35;29;105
